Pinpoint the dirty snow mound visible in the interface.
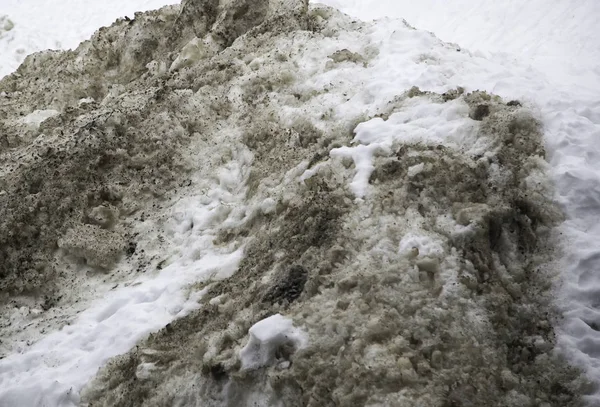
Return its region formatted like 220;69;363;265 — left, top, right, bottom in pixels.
0;0;591;406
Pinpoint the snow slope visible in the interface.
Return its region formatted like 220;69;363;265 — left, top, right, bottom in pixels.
319;0;600;91
0;0;179;79
321;0;600;402
0;0;599;405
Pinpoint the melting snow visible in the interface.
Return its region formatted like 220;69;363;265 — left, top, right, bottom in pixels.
0;0;599;405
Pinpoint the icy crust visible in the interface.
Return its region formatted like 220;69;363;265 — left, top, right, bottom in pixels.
0;0;590;405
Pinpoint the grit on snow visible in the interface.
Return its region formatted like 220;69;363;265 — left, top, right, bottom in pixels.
0;0;599;406
0;0;181;79
317;1;600;403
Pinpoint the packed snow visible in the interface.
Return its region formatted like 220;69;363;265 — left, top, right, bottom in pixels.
239;314;307;371
0;0;599;405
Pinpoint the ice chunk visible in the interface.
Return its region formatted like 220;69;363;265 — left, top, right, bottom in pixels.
398;232;445;258
19;109;59;129
135;363;157;380
239;314;306;371
407;162;425;178
169;36;216;72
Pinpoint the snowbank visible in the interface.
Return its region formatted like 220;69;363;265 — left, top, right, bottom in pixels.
0;0;598;405
320;1;600;403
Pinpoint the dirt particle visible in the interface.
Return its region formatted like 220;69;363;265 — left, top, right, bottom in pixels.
470;104;490;121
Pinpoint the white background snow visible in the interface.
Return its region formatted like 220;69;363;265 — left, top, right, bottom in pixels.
1;0;600;405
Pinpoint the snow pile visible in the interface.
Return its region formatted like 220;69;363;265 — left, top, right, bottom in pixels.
0;0;179;79
320;1;600;403
239;314;307;370
0;0;597;406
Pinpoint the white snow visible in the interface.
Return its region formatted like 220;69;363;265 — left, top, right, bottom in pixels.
329;97;478;198
0;249;242;406
0;0;599;405
398;233;445;259
317;0;600;92
239;314;307;371
0;0;179;79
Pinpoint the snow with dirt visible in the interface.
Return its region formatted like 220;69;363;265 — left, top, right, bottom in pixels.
0;0;599;406
0;0;180;79
312;1;600;403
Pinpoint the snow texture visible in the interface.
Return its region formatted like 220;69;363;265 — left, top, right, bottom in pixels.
239;314;307;371
319;1;600;404
0;0;598;406
0;0;179;79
